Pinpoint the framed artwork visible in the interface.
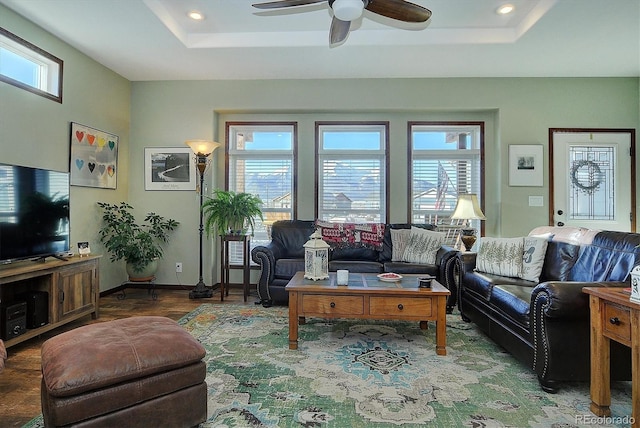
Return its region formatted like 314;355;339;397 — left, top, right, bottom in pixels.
509;144;544;186
77;241;91;256
70;122;118;189
144;147;196;191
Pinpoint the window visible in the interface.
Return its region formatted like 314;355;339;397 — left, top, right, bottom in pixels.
0;27;63;103
226;122;297;263
316;122;389;223
409;122;484;243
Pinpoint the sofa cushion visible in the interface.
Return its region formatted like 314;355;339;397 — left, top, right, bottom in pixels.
331;245;379;262
540;241;580;281
476;237;524;278
390;229;411;262
463;271;534;301
328;260;383;273
274;258;305;279
402;227;446;265
570;230;640;282
271;220;316;259
490;284;534;328
384;262;438;276
520;236;548;282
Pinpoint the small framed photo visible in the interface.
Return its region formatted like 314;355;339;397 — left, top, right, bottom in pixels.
77;242;91;256
509;145;544;187
144;147;196;191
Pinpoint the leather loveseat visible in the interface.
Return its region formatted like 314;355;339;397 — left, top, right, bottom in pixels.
251;220;459;309
458;226;637;393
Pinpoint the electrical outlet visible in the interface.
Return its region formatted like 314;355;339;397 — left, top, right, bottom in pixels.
175;262;183;273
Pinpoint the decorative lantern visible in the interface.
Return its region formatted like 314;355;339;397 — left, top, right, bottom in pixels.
630;265;640;303
304;230;329;280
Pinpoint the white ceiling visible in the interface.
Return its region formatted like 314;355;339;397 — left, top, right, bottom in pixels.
1;0;639;81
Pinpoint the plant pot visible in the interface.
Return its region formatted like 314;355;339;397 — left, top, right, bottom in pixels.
126;259;158;282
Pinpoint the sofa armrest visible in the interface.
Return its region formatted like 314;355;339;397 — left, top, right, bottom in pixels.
531;281;628;320
530;280;628;388
436;245;459;290
458;252;477;274
251;242;287;302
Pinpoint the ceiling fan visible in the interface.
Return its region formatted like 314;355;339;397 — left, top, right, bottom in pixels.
252;0;432;46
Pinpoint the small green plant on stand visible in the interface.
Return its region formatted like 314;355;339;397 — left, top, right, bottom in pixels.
202;190;264;237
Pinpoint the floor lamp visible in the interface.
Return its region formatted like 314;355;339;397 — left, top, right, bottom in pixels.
186;139;221;299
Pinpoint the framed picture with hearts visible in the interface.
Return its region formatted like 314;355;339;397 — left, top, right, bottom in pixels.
70;122;118;189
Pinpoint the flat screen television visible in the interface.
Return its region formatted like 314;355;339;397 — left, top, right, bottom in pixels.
0;163;70;263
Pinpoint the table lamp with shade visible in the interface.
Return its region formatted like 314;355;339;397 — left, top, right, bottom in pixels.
186;139;221;299
451;193;486;252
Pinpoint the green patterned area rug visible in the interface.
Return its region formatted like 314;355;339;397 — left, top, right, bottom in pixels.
24;304;633;427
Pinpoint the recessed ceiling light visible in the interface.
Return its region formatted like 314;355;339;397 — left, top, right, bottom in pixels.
188;11;204;20
496;4;515;15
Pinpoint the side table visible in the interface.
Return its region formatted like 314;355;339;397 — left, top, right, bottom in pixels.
583;286;639;427
220;234;251;302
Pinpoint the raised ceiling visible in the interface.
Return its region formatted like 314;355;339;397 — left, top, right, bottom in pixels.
1;0;638;81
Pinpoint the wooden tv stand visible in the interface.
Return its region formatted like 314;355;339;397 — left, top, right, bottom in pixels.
0;255;100;348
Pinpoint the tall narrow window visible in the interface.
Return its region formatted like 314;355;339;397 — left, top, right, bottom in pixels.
316;122;389;223
0;27;63;103
226;122;297;263
409;122;484;244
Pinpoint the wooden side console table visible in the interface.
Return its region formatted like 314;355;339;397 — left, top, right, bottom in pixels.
583;287;639;427
0;255;100;348
220;234;251;302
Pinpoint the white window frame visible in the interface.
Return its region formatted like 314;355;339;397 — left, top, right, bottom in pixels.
409;122;484;244
226;122;297;264
316;122;389;223
0;26;63;103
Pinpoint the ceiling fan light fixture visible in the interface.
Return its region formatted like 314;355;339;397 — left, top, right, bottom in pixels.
332;0;364;21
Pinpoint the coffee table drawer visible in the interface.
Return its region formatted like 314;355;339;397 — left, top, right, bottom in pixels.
302;294;365;315
370;297;433;317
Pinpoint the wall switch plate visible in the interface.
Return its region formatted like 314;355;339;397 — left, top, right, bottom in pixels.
528;196;544;207
175;262;183;273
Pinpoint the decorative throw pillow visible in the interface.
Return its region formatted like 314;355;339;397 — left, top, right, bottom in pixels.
401;227;446;265
476;237;524;278
519;236;548;282
314;220;385;250
390;229;411;262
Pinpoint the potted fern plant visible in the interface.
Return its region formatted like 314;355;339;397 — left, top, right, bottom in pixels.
202;190;264;237
97;202;179;280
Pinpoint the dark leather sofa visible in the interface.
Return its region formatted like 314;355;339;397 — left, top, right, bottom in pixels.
251;220;459;309
458;226;636;393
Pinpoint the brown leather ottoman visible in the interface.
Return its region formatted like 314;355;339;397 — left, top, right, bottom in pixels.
41;316;207;428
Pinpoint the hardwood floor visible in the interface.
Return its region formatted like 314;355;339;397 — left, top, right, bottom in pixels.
0;285;255;427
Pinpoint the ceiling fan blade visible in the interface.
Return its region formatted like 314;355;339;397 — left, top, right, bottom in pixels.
252;0;326;9
365;0;432;22
329;17;351;45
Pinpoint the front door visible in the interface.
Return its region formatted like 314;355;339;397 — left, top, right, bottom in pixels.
549;128;636;232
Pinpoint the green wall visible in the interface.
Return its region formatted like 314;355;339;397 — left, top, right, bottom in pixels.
0;5;130;291
130;77;638;287
2;3;639;291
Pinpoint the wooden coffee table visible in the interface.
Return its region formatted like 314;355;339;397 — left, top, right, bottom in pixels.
285;271;451;355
